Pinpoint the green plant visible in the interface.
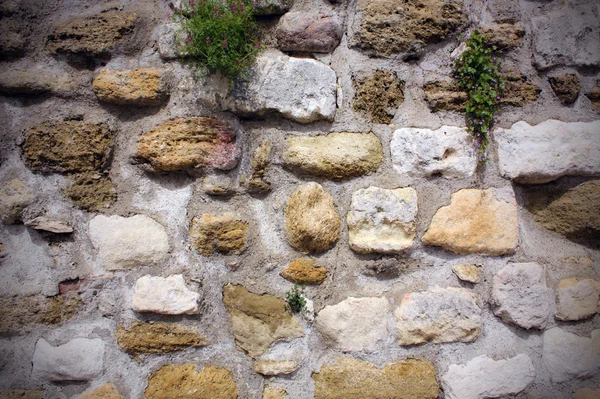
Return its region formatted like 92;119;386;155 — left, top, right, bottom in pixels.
285;284;306;313
171;0;261;79
453;30;504;167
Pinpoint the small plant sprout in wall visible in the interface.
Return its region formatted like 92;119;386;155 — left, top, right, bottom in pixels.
285;284;307;313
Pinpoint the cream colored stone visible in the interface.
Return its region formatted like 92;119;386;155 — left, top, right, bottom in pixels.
93;69;167;106
254;360;298;375
0;179;33;225
80;384;124;399
263;386;288;399
556;278;600;321
132;275;200;315
452;264;482;283
573;388;600;399
145;364;237;399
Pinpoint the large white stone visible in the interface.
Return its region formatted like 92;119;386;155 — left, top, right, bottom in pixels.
224;50;336;123
441;354;535;399
556;278;600;321
491;262;552;329
347;186;417;254
32;338;105;381
132;274;200;315
390;126;477;178
315;297;390;351
89;214;170;271
543;327;600;383
496;120;600;184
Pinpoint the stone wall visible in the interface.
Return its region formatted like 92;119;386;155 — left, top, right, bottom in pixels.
0;0;599;397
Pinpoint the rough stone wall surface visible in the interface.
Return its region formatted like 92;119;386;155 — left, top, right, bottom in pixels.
0;0;599;398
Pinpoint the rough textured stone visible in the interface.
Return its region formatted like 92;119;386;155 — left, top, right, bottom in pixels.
80;384;124;399
423;81;467;112
145;364;237;399
132;275;200;315
254;0;292;15
491;262;552;329
452;264;482;283
283;133;383;180
280;258;327;285
0;69;77;96
480;24;525;51
24;217;72;234
351;0;464;56
93;69;167;106
313;358;438;399
353;70;404;124
284;183;340;253
189;213;248;256
390;126;477;178
157;23;181;60
46;11;137;57
549;74;580;105
586;87;600;109
573;388;600;399
441;354;535;399
347;187;417;254
556;278;600;321
89;215;170;270
263;386;287;399
543;328;600;383
496;120;600;184
276;10;343;53
0;179;33;224
395;287;482;345
501;74;541;107
422;187;518;255
225;50;337;123
0;391;44;399
486;0;520;23
316;297;390;351
137;117;241;172
202;175;235;196
22;120;113;174
32;338;105;381
248;140;272;194
116;322;207;354
254;360;298;376
223;284;303;358
63;173;117;212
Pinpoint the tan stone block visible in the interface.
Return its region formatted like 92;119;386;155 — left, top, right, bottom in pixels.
189;213;248;256
93;69;167;106
116;322;207;354
280;258;327;285
145;364;237;399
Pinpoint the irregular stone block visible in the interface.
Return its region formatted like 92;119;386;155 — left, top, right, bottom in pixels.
394;287;481;345
93;69;167;106
189;213;248;256
32;338;105;381
548;73;580;105
422;187;518;255
248;140;272;194
574;388;600;399
480;24;525;51
586;87;600;109
543;327;600;383
22;120;113;174
89;215;170;270
485;0;520;23
132;274;200;315
24;217;72;234
157;23;181;60
80;384;124;399
353;70;404;124
347;187;417;254
225;50;336;123
137;117;241;172
313;358;439;399
63;172;117;212
496;120;600;184
202;175;235;196
263;386;287;399
145;364;237;399
0;179;33;225
501;74;541;107
116;322;207;354
390;126;477;178
280;258;327;285
0;69;78;96
315;297;390;351
283;132;383;179
276;10;343;53
423;81;467;112
556;278;600;321
0;390;44;399
441;354;535;399
491;262;552;329
254;360;298;376
284;183;340;253
254;0;292;15
452;264;482;283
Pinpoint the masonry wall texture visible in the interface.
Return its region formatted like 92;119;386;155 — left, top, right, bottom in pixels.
0;0;599;398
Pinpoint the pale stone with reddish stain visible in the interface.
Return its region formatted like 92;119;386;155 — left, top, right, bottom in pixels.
93;69;167;106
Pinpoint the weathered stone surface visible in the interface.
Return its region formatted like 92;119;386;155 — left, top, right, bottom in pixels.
0;69;77;96
248;140;272;193
486;0;520;23
543;328;600;383
254;0;292;15
586;87;600;109
353;70;404;124
452;264;482;283
284;183;340;253
202;175;235;196
394;287;482;345
347;187;417;254
390;126;477;178
0;390;44;399
132;275;200;315
223;284;303;358
0;179;33;224
491;262;552;329
316;297;390;351
263;386;287;399
0;20;26;59
313;358;439;399
157;23;181;60
423;81;467;112
63;173;117;212
93;69;167;106
501;74;541;107
573;388;600;399
225;50;337;123
22;120;113;174
80;384;124;399
189;213;248;256
46;11;137;57
254;360;298;376
32;338;105;381
276;10;343;53
24;217;72;233
145;364;237;399
549;74;580;105
137;117;241;172
351;0;464;56
280;258;327;285
480;24;525;51
116;322;207;354
441;354;535;399
283;133;383;180
556;278;600;321
422;187;518;255
496;120;600;184
89;215;170;270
